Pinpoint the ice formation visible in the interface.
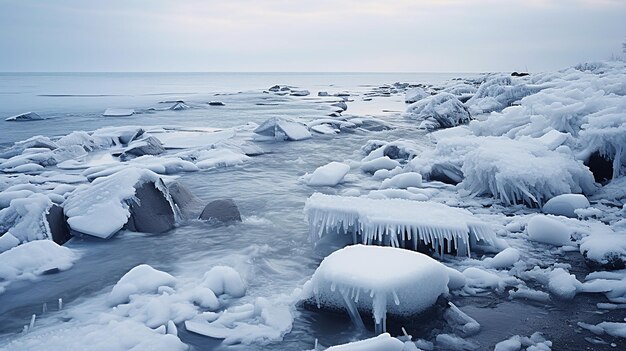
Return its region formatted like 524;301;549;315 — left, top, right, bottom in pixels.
405;93;471;129
253;117;312;141
306;245;449;331
326;333;404;351
542;194;590;218
5;111;44;121
109;264;177;305
304;193;497;255
379;172;422;189
465;74;540;114
305;162;351;187
64;168;174;238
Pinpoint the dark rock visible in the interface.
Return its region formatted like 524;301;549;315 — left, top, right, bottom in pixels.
586;152;613;184
167;181;204;220
268;85;281;92
428;163;464;185
199;199;241;223
511;72;530;77
331;101;348;111
121;136;165;158
124;180;176;234
208;101;225;106
46;204;72;245
383;145;413;161
582;251;626;271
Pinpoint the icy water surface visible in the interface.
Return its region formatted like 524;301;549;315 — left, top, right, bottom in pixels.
1;73;624;351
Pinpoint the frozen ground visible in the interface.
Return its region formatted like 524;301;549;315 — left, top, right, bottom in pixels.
1;66;626;350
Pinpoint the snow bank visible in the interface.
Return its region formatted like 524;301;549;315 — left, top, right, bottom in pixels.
326;333;404;351
305;193;497;255
64;168;173;238
0;240;78;294
304;162;351;187
254;117;312;141
405;93;471;130
109;264;177;305
307;245;449;329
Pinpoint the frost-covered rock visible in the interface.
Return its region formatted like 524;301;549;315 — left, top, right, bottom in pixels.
305;162;350;187
5;111;44;121
405;93;471;129
120;136;165;158
404;87;428;103
542;194;590;218
326;333;404;351
109;264;177;305
103;108;135;117
306;245;449;330
527;215;574;246
304;193;498;255
64;168;176;239
361;139;421;162
253;117;312;141
580;229;626;270
0;240;78;294
199;199;242;223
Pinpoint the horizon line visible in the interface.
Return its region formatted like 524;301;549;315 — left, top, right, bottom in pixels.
0;70;495;75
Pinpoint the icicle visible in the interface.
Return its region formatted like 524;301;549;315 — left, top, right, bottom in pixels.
29;314;36;331
340;289;365;330
42;302;47;314
58;298;63;310
392;290;400;306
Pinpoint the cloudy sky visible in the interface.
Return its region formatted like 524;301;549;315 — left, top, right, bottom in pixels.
0;0;624;72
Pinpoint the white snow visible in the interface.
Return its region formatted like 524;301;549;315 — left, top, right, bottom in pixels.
109;264;177;305
64;168;170;239
0;240;78;294
103;108;135;117
201;266;246;298
0;232;20;252
304;193;497;255
527;215;574;246
380;172;422;189
152;129;234;149
307;245;449;328
326;333;404;351
579;228;626;267
542;194;590;218
305;162;351;187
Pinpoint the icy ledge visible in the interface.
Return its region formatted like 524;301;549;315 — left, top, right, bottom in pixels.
304;193;498;255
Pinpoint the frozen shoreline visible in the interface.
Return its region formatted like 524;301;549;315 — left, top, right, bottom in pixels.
1;62;626;350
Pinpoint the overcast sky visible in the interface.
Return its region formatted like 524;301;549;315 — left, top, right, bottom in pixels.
0;0;624;72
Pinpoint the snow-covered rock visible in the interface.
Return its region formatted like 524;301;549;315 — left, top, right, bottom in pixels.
360;156;401;174
201;266;246;297
580;229;626;270
405;93;471;129
103;108;135;117
380;172;422;189
326;333;404;351
306;245;449;330
304;193;498;255
5;111;44;121
64;168;176;239
109;264;177;305
542;194;590;218
0;240;78;294
527;215;574;246
404;87;428;103
305;162;351;187
253;117;312;141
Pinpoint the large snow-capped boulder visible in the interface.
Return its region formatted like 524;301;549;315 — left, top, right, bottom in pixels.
405;93;470;130
5;111;44;122
253;117;312;141
305;245;449;330
527;215;574;246
580;229;626;270
542;194;590;218
64;168;176;239
199;199;242;223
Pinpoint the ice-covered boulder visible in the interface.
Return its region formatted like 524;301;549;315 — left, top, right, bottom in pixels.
307;245;449;332
253;117;312;141
5;111;44;121
305;162;350;187
542;194;590;218
304;193;498;255
465;75;539;114
119;136;165;159
361;139;421;163
0;193;54;243
360;156;401;174
404;87;428;103
103;108;135;117
64;168;176;239
108;264;177;305
526;215;574;246
199;199;242;223
380;172;422;189
405;93;470;129
580;229;626;270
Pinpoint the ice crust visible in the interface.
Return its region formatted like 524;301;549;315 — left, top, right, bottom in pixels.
304;193;497;255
